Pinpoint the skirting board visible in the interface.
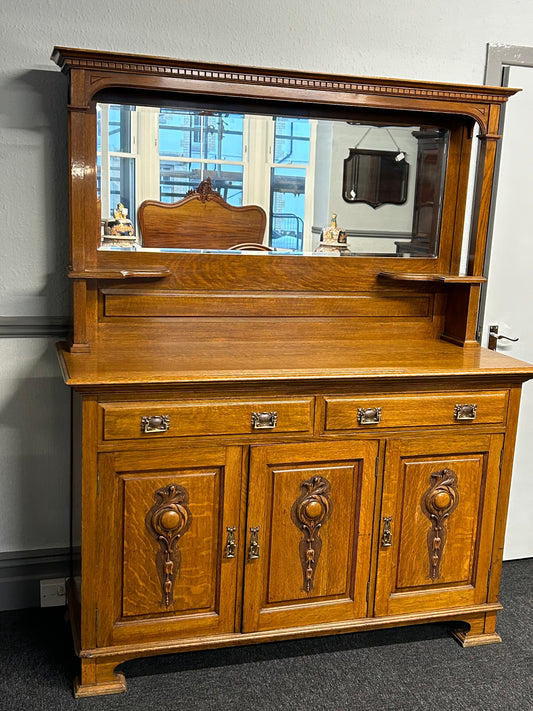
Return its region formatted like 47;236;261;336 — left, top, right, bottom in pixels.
0;548;71;611
0;317;70;339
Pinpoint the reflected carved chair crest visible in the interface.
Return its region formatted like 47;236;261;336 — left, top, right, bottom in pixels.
138;178;267;250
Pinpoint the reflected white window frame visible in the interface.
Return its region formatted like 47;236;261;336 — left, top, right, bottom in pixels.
157;108;247;204
97;104;139;225
266;117;316;251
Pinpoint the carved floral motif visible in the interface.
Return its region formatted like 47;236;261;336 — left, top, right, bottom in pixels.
421;468;460;580
291;476;333;593
145;484;192;607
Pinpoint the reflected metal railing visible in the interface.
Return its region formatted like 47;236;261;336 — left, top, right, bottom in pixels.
271;213;304;251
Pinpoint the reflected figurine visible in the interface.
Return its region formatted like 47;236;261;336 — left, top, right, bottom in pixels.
315;214;350;255
102;203;137;246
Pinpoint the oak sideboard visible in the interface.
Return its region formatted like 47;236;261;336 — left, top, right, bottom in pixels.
52;46;533;696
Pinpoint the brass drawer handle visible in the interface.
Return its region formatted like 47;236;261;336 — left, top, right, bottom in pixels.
357;407;382;425
223;527;237;559
251;411;278;429
141;415;170;433
381;516;393;547
248;527;260;560
454;404;477;421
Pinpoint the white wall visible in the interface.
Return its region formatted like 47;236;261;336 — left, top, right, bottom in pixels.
1;1;532;555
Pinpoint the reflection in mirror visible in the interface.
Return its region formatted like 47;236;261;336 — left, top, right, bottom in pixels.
96;102;449;257
342;149;409;208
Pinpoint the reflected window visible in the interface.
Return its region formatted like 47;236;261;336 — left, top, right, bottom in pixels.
96;102;451;258
270;118;312;250
97;104;137;228
158;110;245;204
274;117;311;164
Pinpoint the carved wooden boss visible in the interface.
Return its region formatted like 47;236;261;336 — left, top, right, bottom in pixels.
52;47;533;697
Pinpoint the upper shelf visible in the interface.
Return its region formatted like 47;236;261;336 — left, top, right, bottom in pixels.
379;271;487;284
68;267;172;280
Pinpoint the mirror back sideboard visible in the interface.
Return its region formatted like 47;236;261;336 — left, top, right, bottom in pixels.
52;47;533;698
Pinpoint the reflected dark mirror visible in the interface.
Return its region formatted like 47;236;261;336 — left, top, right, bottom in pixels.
342;149;409;208
96;102;449;258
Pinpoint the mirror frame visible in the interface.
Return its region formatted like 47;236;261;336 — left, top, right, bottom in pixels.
52;48;515;295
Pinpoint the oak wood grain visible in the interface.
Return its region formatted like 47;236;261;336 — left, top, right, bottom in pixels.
57;335;533;388
102;290;432;319
374;432;503;617
323;390;509;431
242;440;377;633
101;398;314;441
96;446;243;647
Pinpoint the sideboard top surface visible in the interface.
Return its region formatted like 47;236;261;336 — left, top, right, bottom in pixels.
57;328;533;388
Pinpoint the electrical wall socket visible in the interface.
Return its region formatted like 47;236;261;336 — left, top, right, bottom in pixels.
40;578;67;607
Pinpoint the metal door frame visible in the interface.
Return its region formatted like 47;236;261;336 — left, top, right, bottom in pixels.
478;44;533;339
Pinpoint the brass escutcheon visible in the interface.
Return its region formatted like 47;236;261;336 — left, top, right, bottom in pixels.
224;526;237;559
248;527;260;560
381;516;393;547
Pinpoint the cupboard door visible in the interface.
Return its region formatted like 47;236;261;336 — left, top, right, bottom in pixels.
374;433;503;617
96;445;243;646
242;440;377;633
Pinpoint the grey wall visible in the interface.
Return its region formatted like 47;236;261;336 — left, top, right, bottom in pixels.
1;1;532;600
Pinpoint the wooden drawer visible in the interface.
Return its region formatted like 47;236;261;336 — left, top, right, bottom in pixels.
101;398;314;441
322;391;509;432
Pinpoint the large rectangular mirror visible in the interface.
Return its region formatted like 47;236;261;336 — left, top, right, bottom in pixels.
97;101;449;257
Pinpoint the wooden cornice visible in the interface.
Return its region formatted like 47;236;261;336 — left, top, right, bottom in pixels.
51;47;518;134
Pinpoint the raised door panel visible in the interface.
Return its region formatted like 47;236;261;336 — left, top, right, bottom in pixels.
96;445;243;646
374;433;503;617
242;440;378;633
